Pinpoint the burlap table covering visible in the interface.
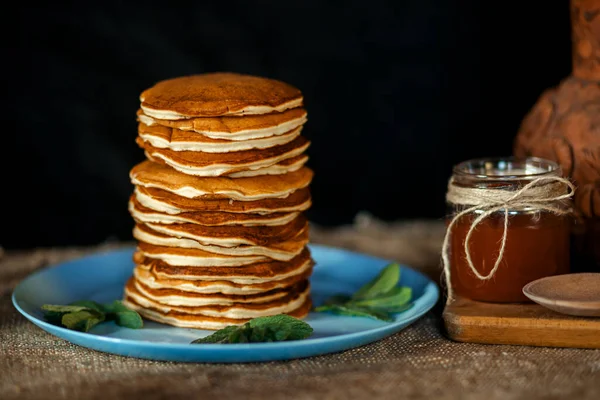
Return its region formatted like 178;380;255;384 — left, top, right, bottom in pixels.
1;216;599;400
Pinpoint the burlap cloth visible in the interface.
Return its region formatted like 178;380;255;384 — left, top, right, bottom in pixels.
1;215;599;400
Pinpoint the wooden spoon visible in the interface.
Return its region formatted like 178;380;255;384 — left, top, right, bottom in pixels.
523;273;600;317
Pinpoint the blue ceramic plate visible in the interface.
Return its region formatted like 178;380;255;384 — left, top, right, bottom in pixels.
12;244;439;363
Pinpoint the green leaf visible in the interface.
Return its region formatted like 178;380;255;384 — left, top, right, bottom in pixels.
43;311;65;325
42;299;144;332
274;325;292;341
114;311;143;329
101;300;131;314
190;314;313;344
41;304;91;313
61;310;105;332
382;303;414;313
350;287;412;309
322;294;352;306
248;315;313;341
249;325;268;342
314;304;394;322
82;315;105;332
191;326;240;344
97;300;143;329
352;263;401;300
228;326;251;343
69;300;104;313
313;265;414;322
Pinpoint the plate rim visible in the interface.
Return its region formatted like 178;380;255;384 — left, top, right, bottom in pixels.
12;244;440;353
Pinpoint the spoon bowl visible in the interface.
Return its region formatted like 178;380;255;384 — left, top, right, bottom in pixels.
523;273;600;317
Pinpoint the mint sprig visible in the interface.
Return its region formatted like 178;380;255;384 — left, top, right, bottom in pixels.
191;314;313;344
41;300;143;332
314;263;413;321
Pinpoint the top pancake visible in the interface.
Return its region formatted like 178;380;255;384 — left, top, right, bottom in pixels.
140;73;303;119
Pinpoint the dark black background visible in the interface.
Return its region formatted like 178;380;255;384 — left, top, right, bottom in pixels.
4;0;572;249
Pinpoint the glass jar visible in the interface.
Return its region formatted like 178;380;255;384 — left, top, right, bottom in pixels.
446;157;572;303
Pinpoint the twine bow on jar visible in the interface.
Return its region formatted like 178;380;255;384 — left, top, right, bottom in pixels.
440;176;576;301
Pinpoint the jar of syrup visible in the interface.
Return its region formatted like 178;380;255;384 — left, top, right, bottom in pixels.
446;157;573;303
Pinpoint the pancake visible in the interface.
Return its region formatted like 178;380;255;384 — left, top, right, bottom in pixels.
123;294;311;330
133;260;313;294
137;214;307;247
134;186;312;215
125;278;309;317
132;278;296;307
224;155;308;178
135;246;313;281
133;223;309;261
123;278;311;329
137;135;310;177
138;123;303;153
144;152;308;178
136;241;269;267
130;160;313;200
139;73;303;119
137;108;307;141
129;195;299;226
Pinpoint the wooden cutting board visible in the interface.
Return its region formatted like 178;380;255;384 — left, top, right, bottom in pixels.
443;296;600;349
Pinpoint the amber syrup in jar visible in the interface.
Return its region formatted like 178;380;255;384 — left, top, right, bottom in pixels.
447;157;572;303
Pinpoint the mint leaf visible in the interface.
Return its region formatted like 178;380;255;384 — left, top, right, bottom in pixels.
249;325;268;342
229;328;250;343
381;303;414;313
43;311;65;325
314;264;414;322
99;301;143;329
274;325;292;341
42;304;91;313
41;299;143;332
314;304;394;322
249;315;313;341
61;310;105;332
323;294;351;306
69;300;104;313
352;263;401;300
191;315;313;344
191;326;240;344
350;287;412;309
82;314;105;332
101;300;131;314
114;311;144;329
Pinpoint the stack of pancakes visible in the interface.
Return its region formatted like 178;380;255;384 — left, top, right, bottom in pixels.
122;73;314;330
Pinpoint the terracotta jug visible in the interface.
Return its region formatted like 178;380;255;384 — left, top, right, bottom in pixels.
514;0;600;270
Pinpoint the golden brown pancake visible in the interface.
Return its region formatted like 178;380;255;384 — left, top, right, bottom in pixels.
132;278;297;306
129;195;299;226
135;246;313;279
137;135;310;177
135;241;269;267
123;294;311;330
135;214;307;247
133;223;309;260
139;73;303;119
137;122;303;153
130;160;313;200
123;278;311;329
133;262;313;295
126;278;308;313
136;108;307;140
134;186;312;214
209;155;309;178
